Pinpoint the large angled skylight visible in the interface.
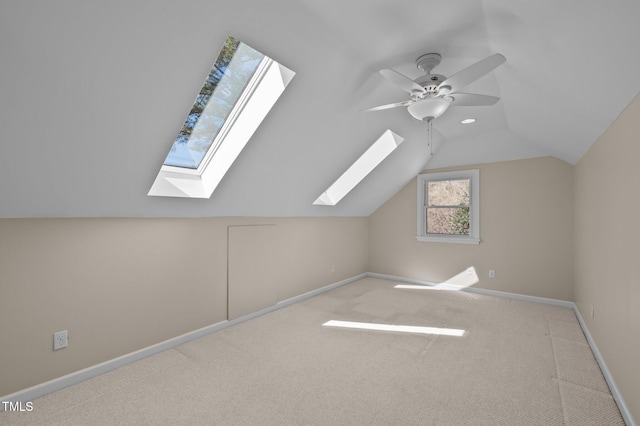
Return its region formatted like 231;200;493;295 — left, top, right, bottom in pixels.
313;129;404;206
149;36;295;198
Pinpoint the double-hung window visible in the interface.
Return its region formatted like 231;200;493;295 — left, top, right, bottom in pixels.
417;169;480;244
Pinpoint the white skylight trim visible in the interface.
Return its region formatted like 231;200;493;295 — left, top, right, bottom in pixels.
313;129;404;206
148;36;295;199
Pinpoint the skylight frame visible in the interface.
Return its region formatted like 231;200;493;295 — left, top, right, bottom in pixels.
313;129;404;206
148;36;295;199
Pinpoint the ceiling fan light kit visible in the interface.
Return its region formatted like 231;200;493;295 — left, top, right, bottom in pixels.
407;97;452;120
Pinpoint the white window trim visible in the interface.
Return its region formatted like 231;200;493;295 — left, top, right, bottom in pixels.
416;169;480;244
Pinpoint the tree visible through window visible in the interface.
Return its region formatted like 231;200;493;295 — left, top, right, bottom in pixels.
417;170;479;243
427;179;470;235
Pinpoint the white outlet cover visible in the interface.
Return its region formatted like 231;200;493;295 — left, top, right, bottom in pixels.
53;330;68;350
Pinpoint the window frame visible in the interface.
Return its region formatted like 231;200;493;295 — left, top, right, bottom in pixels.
416;169;480;244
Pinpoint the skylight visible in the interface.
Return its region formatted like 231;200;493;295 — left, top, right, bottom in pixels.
313;130;404;206
148;36;295;198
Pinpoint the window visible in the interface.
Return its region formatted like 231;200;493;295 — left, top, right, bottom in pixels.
417;169;480;244
148;36;295;198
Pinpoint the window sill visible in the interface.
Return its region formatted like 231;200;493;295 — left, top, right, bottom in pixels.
416;235;480;244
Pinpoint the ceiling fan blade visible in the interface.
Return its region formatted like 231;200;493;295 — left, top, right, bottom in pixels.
379;69;425;94
437;53;506;94
448;93;500;106
361;100;412;112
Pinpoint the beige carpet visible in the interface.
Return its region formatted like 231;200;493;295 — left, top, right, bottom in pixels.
1;277;625;425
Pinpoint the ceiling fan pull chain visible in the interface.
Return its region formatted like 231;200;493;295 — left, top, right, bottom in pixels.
426;118;433;156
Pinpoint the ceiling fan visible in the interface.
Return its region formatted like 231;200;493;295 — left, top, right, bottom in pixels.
364;52;506;121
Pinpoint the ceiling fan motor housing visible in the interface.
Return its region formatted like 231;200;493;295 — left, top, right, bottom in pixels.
414;73;446;93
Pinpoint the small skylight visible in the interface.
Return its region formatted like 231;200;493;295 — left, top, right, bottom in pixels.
149;36;295;198
313;129;404;206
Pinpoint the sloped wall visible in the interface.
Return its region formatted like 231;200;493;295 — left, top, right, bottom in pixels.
368;156;574;301
574;93;640;422
0;217;368;397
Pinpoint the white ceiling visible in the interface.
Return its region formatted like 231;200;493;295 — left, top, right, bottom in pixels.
1;0;639;217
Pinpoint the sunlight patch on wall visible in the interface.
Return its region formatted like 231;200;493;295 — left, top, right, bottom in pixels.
395;267;479;291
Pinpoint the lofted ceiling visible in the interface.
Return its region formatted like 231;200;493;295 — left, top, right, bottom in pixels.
1;0;639;217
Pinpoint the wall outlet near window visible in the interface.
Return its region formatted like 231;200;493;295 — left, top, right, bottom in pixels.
489;269;496;278
53;330;68;350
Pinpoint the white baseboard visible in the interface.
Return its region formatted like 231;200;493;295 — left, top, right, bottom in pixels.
368;272;635;426
573;305;636;426
0;273;366;407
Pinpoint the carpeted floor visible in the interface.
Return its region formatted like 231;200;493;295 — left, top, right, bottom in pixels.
1;277;625;425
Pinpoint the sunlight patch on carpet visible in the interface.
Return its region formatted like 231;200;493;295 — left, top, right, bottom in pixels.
322;320;465;336
394;284;463;291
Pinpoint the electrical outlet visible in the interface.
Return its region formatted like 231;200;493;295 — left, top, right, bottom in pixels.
489;269;496;278
53;330;68;350
591;304;594;319
330;264;335;273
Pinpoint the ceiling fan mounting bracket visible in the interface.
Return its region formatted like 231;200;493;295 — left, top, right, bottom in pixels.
416;53;442;73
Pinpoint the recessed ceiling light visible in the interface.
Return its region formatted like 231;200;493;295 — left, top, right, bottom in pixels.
461;118;476;124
